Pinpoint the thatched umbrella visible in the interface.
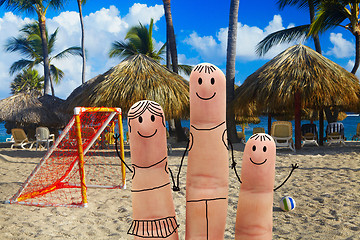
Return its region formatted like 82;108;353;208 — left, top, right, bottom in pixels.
0;91;68;138
233;44;360;149
63;54;189;120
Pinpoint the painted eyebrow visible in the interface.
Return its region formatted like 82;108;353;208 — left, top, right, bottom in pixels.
250;133;271;141
193;64;217;74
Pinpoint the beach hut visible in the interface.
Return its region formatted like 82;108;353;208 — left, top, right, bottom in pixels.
63;54;189;120
233;44;360;149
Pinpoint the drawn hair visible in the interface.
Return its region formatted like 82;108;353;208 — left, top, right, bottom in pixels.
249;133;272;141
193;64;216;74
128;100;166;132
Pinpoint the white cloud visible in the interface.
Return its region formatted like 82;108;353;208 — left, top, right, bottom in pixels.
0;4;165;100
183;15;299;64
326;32;354;58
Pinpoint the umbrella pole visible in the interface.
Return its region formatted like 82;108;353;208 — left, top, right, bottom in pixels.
267;113;272;134
319;109;324;146
294;91;301;150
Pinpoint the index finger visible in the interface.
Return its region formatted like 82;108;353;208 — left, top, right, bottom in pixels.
235;133;276;239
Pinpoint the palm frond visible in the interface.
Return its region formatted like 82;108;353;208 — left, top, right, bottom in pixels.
277;0;321;10
48;27;59;53
108;41;138;58
50;65;64;84
9;59;34;75
52;46;82;59
309;1;348;35
256;25;310;56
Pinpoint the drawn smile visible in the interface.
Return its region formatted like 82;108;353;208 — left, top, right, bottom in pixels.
137;129;157;138
250;157;267;165
196;92;216;100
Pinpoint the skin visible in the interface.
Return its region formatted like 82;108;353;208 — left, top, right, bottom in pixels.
128;100;179;240
235;133;276;240
186;63;228;239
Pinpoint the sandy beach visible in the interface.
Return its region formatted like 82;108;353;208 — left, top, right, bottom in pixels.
0;141;359;239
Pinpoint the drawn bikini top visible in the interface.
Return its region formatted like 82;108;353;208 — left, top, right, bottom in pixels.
189;121;228;151
131;156;170;193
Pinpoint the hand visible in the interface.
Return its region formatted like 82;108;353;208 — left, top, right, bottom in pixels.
292;163;299;170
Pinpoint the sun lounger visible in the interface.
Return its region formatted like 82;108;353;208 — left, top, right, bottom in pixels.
35;127;55;150
271;121;295;152
301;123;319;147
326;122;345;146
11;128;34;149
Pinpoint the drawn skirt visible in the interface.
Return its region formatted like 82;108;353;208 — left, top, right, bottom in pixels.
128;216;179;238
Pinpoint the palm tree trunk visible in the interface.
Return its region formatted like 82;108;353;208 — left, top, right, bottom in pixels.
226;0;240;143
351;31;360;74
38;15;51;95
308;0;322;54
49;74;55;96
77;0;86;84
163;0;178;74
162;0;186;141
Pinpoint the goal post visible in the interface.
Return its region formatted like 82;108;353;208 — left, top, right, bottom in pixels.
6;107;126;207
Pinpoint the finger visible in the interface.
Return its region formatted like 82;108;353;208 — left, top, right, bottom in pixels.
235;133;276;239
128;100;179;239
186;63;228;239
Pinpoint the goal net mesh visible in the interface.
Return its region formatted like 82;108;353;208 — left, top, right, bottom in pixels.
8;107;125;207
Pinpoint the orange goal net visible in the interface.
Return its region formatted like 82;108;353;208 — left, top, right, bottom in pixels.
6;107;126;207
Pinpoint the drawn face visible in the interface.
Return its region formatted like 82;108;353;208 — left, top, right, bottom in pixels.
128;100;166;140
241;133;276;187
128;100;167;164
189;63;226;123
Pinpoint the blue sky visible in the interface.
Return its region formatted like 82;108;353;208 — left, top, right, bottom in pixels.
0;0;356;100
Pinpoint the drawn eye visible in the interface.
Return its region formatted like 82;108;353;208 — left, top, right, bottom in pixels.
252;145;256;151
263;146;267;152
211;77;215;85
138;116;143;123
150;115;155;122
198;77;202;85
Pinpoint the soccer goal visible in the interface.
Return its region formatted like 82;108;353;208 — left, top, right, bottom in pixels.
6;107;126;207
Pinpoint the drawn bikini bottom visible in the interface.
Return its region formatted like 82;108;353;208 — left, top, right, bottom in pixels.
127;216;179;238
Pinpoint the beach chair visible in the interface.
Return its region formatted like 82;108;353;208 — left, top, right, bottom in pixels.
326;122;345;146
237;131;246;144
253;127;265;134
351;123;360;141
35;127;55;150
301;123;319;147
11;128;34;149
271;121;295;152
6;135;14;143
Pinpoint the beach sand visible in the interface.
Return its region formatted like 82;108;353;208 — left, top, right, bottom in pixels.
0;141;359;239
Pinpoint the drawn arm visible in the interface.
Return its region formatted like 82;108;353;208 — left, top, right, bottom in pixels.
274;163;299;191
228;138;242;184
113;134;133;173
170;138;190;191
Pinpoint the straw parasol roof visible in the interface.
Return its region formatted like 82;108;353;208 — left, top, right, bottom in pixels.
63;54;190;120
233;44;360;149
0;91;67;128
233;44;360;114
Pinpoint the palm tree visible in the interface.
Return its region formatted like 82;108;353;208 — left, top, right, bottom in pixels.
109;18;192;76
0;0;66;96
109;18;165;62
226;0;240;143
5;22;82;96
309;0;360;74
10;68;44;94
256;0;322;56
77;0;87;84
